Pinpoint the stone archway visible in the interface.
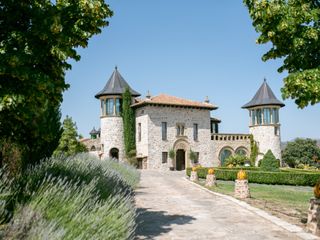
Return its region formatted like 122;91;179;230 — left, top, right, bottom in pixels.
109;148;119;160
173;139;190;171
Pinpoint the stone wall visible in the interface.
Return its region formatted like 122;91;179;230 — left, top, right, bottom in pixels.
250;125;282;163
100;116;125;161
136;108;149;159
135;105;215;170
81;138;101;152
212;134;251;166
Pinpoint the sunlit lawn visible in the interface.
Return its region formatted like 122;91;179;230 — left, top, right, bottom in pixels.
199;179;313;226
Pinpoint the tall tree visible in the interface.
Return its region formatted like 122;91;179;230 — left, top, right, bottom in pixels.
244;0;320;108
53;116;87;157
282;138;320;168
0;0;112;170
122;88;136;157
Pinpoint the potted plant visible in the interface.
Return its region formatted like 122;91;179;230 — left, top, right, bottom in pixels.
169;149;175;171
189;149;198;166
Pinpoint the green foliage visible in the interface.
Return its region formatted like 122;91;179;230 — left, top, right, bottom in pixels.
0;104;62;173
250;135;259;166
187;167;320;186
224;154;249;167
169;149;175;160
127;149;138;167
0;0;112;173
122;88;136;157
53;116;87;157
244;0;320;108
0;154;139;239
282;138;320;168
260;150;280;172
189;149;198;163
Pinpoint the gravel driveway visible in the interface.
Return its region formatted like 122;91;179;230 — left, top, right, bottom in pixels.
135;170;308;240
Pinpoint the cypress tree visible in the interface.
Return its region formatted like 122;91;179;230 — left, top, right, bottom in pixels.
122;88;136;157
53;116;87;157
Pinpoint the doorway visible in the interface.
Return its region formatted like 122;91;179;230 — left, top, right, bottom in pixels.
110;148;119;160
176;149;186;171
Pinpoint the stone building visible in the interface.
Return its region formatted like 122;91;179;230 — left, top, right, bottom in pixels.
86;67;284;169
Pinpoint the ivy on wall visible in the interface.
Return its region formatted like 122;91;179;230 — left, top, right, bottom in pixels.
122;88;136;157
250;134;259;166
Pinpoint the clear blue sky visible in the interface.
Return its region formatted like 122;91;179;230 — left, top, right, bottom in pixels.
61;0;319;141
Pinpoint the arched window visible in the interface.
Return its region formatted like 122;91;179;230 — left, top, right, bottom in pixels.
219;148;233;166
90;146;96;151
235;147;248;156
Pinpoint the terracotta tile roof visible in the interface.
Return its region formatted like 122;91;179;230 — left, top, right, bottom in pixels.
132;94;217;110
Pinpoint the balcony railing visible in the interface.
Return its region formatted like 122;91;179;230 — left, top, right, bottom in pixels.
211;133;251;141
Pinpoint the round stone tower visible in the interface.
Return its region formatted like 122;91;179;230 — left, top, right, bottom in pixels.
242;79;285;164
95;67;140;160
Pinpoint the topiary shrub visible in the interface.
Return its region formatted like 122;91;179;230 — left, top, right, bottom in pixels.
260;150;280;172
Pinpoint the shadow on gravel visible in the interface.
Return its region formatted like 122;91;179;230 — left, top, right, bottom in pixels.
135;208;196;239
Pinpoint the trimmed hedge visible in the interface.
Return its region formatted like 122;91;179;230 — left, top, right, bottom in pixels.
187;167;320;186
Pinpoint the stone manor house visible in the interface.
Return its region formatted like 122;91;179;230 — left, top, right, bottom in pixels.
82;67;285;170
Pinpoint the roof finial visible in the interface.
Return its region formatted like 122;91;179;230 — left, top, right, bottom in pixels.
264;77;267;82
205;96;210;103
115;65;118;70
146;90;151;100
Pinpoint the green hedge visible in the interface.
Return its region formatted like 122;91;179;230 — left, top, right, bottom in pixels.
186;167;320;186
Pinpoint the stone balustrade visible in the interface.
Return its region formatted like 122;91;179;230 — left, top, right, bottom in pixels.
211;133;251;141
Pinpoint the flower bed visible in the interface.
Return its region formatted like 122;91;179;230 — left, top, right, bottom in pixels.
0;154;140;239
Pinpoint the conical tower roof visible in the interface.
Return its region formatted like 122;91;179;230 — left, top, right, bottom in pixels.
95;67;141;98
89;127;98;135
242;79;285;109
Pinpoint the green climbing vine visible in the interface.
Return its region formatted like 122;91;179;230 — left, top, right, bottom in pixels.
122;88;136;158
250;134;259;166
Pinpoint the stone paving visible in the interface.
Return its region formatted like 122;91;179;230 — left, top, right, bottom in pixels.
135;170;310;240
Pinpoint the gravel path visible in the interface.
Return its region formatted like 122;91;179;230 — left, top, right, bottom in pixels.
135;170;305;240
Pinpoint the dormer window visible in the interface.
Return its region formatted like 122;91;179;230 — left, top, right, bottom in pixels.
176;123;185;136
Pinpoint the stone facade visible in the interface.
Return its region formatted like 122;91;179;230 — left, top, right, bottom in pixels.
250;125;282;163
100;116;125;161
81;138;101;157
135;105;215;170
212;134;251;166
89;69;284;170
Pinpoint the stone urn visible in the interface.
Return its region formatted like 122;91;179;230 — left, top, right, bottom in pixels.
234;170;250;199
205;174;217;187
190;167;198;182
307;198;320;236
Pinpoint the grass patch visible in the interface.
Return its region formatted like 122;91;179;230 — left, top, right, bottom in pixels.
199;179;313;226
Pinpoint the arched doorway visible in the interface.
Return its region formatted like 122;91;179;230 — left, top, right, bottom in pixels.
176;149;186;171
110;148;119;160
